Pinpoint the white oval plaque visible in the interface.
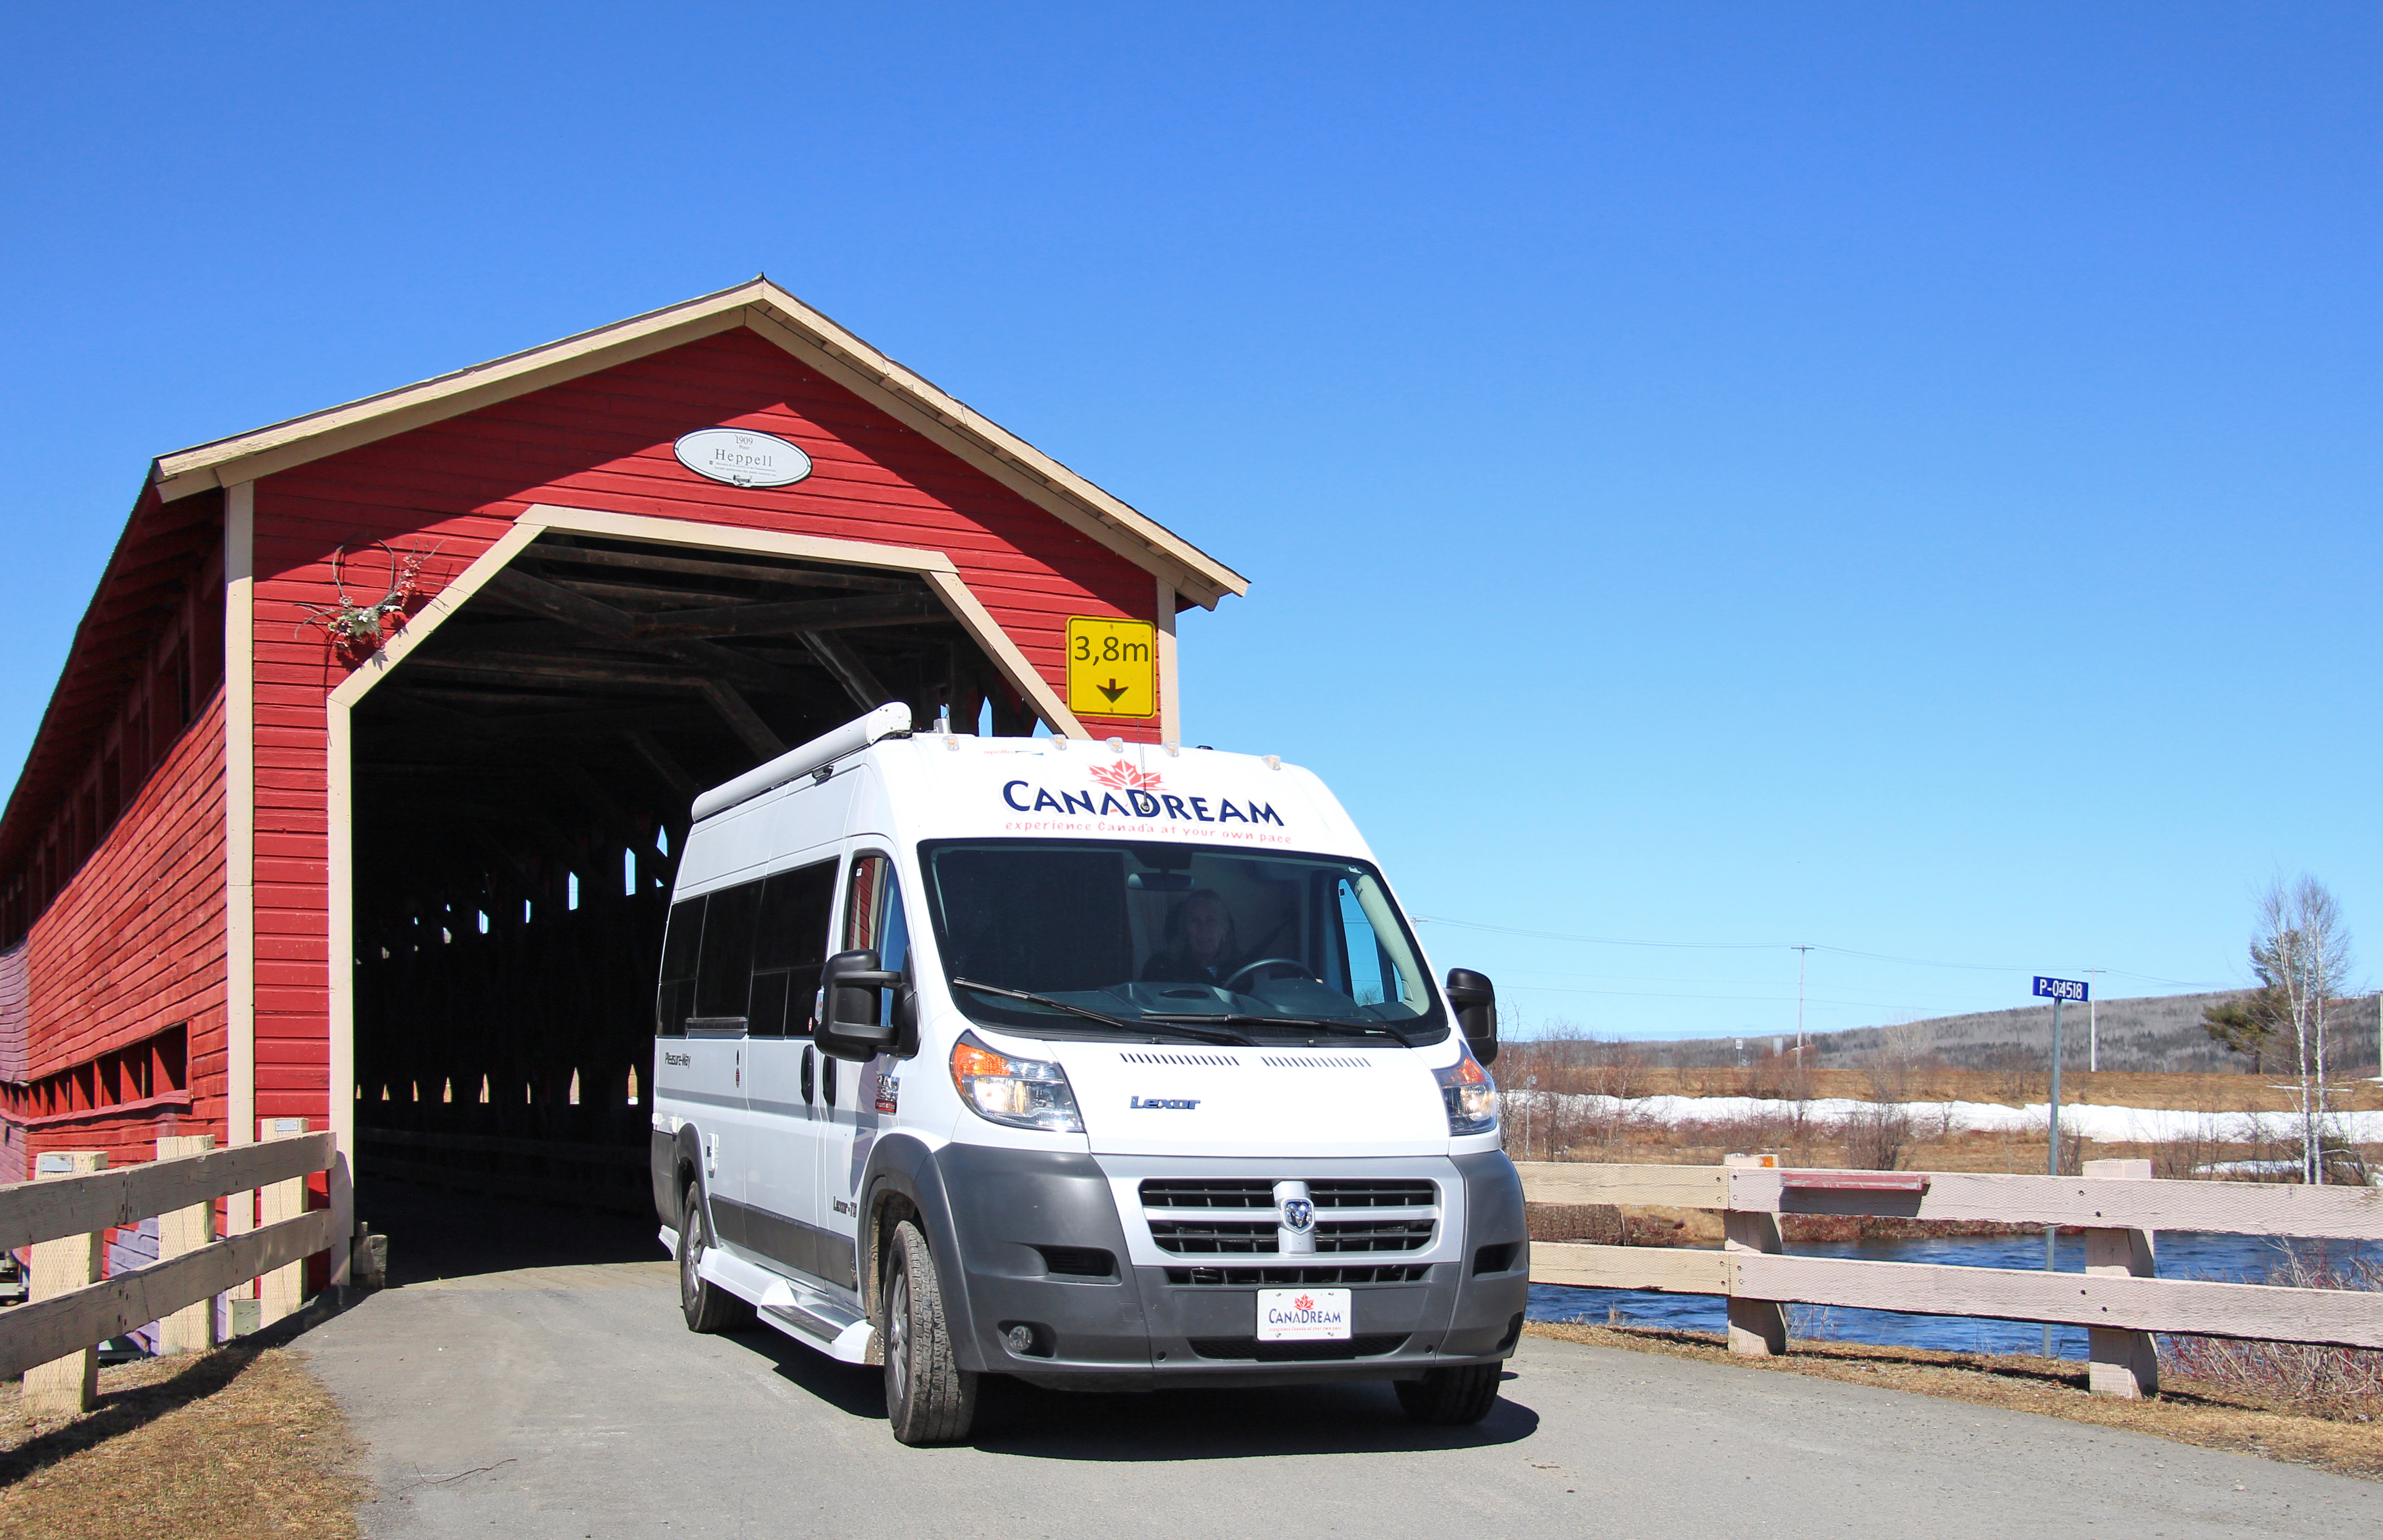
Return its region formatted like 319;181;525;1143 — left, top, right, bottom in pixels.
673;427;813;488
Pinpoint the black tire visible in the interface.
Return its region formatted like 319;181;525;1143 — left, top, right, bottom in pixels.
882;1220;977;1445
679;1179;754;1334
1396;1363;1501;1425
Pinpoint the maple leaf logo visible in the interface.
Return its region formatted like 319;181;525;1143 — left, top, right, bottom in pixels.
1089;759;1164;792
1294;1294;1315;1312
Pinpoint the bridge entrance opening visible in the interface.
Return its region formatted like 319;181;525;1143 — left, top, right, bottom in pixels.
347;528;1040;1222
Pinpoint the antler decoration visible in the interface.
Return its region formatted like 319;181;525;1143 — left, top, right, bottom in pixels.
295;540;444;657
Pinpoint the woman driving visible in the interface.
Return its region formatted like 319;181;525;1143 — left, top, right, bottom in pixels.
1140;888;1241;985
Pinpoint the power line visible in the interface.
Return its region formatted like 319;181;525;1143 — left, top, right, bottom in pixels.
1501;982;1938;1011
1412;915;2229;990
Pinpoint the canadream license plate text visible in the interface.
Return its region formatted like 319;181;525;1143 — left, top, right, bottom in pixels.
1257;1287;1351;1341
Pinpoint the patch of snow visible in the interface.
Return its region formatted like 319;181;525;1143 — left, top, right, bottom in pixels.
1498;1090;2383;1143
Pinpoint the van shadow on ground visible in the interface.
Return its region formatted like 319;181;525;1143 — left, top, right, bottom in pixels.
743;1328;1538;1460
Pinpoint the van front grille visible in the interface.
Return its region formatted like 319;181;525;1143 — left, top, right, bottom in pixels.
1139;1175;1443;1257
1145;1219;1435;1255
1312;1181;1436;1209
1163;1264;1430;1286
1148;1220;1275;1254
1137;1179;1439;1210
1139;1180;1273;1210
1188;1334;1409;1361
1318;1219;1436;1253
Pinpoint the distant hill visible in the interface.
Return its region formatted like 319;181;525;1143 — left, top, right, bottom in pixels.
1635;990;2381;1075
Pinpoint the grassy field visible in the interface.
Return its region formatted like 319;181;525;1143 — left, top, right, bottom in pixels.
1499;1065;2383;1185
1518;1062;2383;1114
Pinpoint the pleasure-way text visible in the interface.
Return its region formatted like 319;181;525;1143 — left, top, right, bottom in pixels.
652;705;1526;1444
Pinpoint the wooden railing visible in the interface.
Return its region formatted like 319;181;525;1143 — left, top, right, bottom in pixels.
2;1125;340;1415
1518;1155;2383;1399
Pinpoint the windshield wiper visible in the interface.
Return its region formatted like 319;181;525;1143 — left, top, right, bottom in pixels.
950;979;1256;1047
1142;1012;1408;1042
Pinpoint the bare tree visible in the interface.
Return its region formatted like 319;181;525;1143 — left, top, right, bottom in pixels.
1845;1026;1922;1169
2251;877;2355;1184
1581;1036;1648;1148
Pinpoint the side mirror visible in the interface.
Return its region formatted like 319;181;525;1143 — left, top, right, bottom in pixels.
1445;968;1498;1065
818;949;901;1062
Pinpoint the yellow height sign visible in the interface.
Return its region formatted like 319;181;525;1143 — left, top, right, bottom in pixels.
1065;616;1157;718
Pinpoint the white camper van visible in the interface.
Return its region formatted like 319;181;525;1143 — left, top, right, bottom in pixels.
651;705;1526;1444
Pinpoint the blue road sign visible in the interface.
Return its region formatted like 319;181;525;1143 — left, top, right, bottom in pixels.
2033;976;2089;1002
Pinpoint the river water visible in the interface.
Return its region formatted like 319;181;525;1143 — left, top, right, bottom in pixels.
1526;1231;2383;1358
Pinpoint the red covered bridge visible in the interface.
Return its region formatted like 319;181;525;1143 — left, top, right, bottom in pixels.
0;278;1245;1288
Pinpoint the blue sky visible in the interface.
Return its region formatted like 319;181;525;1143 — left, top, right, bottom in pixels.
3;6;2376;1040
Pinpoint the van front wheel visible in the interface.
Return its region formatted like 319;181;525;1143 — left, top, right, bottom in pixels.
1396;1363;1501;1425
882;1220;977;1445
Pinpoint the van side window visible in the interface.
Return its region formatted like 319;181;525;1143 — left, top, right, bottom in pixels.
750;861;838;1037
843;852;911;1026
692;880;762;1026
656;896;704;1037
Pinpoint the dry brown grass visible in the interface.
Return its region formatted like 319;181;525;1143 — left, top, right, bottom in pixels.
1629;1065;2383;1114
0;1347;364;1539
1530;1113;2325;1184
1526;1320;2383;1480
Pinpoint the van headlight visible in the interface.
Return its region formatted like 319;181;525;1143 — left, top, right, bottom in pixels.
1435;1045;1498;1136
949;1031;1084;1133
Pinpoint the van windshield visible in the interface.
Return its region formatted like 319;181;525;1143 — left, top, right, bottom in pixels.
917;839;1447;1046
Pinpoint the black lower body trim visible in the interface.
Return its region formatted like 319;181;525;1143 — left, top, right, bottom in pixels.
713;1195;858;1291
1188;1334;1410;1362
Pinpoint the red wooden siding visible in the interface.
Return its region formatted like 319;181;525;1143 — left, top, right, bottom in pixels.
0;490;225;947
2;694;228;1178
247;325;1167;1130
0;940;25;1084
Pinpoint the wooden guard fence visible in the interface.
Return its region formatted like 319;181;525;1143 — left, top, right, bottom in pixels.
2;1124;339;1416
1519;1155;2383;1399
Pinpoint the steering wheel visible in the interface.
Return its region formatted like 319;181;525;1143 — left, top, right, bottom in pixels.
1223;957;1312;990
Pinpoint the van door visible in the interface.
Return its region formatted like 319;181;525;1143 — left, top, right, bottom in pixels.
814;848;910;1295
736;858;840;1281
659;882;759;1250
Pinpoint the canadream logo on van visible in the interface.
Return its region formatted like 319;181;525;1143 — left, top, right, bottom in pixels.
1267;1293;1344;1329
1000;760;1284;827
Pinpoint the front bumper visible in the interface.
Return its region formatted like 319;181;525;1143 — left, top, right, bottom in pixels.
931;1145;1528;1388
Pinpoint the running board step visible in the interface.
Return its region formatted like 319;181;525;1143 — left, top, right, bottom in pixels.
763;1302;880;1365
699;1245;879;1364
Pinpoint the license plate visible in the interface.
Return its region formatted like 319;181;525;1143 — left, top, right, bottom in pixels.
1257;1287;1351;1342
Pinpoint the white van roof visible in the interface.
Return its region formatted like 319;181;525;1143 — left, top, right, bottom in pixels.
685;709;1367;862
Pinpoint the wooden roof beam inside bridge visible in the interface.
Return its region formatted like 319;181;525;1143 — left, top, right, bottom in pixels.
697;680;787;760
526;541;920;593
632;591;943;639
477;569;805;698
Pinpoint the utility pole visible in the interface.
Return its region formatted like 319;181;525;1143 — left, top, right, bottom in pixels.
2086;968;2104;1073
1794;946;1813;1063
